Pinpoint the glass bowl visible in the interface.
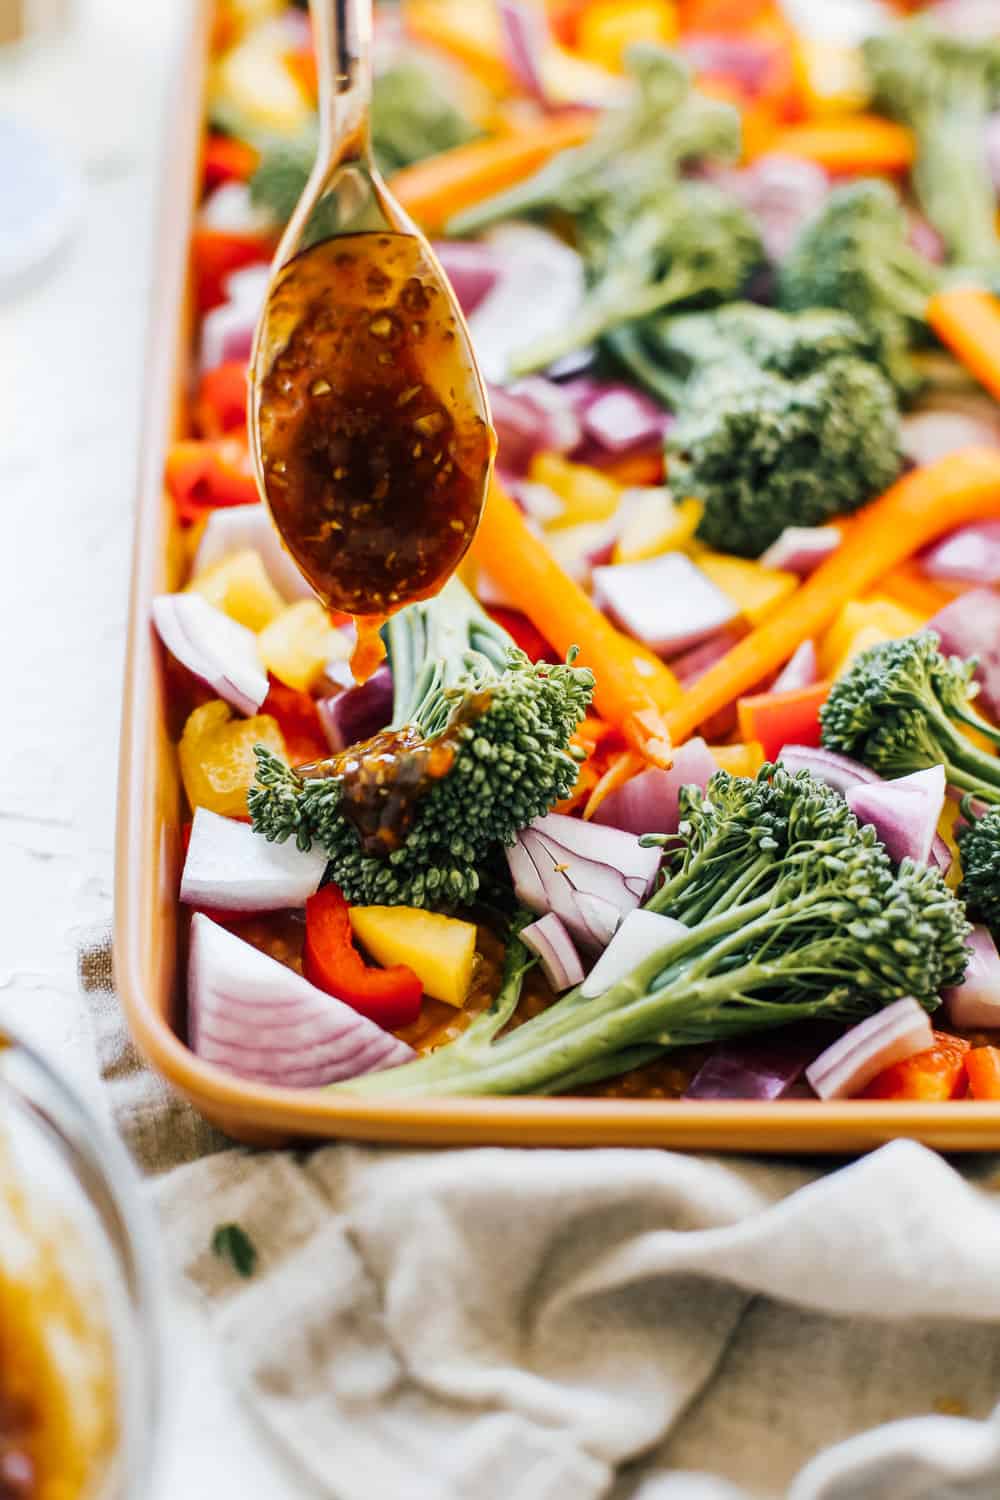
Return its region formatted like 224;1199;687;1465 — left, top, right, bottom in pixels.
0;1025;162;1498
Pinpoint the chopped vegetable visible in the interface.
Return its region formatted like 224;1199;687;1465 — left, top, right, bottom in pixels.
927;286;1000;405
819;597;925;679
317;665;393;754
776;743;879;796
943;926;1000;1029
771;640;817;695
181;806;326;911
195;358;250;436
347;903;476;1009
695;552;797;626
593;552;738;656
757;115;915;175
165;437;259;523
153;593;268;717
180;700;285;818
965;1046;1000;1100
261;678;330;766
613;490;701;563
303;886;423;1027
957;805;1000;936
927;588;1000;721
805;997;935;1101
737;681;830;762
186;549;285;632
467;224;586;385
685;1035;816;1100
193;503;317;603
845;765;946;868
189;913;415;1085
860;1032;970;1100
592;737;718;836
338;767;968;1098
578;908;686;998
520;913;584;993
257;600;343;693
922;520;1000;587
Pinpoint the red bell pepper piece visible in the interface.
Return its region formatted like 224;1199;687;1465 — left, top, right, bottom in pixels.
261;677;330;767
736;680;831;762
191;226;275;313
860;1032;970;1101
195;360;249;438
304;885;423;1028
202;133;260;192
165;437;259;524
965;1046;1000;1100
485;606;559;663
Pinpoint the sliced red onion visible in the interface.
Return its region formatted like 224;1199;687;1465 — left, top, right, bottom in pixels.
505;476;564;525
777;744;881;795
468;223;584;385
317;665;393;752
685;1034;817;1100
488;380;581;474
759;524;841;575
431;239;502;316
580;909;687;998
902;408;1000;467
922;520;1000;586
567;382;673;455
508;813;661;951
497;0;548;101
929;590;1000;719
669;627;744;689
188;915;414;1087
593;553;739;657
521;913;584;993
846;765;946;867
943;926;1000;1029
805;998;935;1101
725;153;829;263
930;833;953;876
152;593;267;715
181;808;327;911
592;738;718;837
193;503;316;602
906;212;946;265
199;182;275;235
772;639;818;694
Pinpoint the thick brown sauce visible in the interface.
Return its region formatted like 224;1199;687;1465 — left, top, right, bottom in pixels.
255;232;494;676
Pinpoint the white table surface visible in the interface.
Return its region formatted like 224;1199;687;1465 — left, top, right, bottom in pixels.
1;3;316;1493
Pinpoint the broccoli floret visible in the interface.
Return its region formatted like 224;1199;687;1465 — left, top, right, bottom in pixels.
510;181;764;374
820;632;1000;799
957;802;1000;933
248;579;594;909
447;45;741;236
331;765;969;1098
863;22;1000;268
778;179;942;400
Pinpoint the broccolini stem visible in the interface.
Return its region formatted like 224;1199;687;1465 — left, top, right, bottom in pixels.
604;325;688;408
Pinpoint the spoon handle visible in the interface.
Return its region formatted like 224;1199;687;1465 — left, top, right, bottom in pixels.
310;0;374;163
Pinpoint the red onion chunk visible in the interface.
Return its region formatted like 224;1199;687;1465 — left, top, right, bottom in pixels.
181;808;327;912
669;627;744;689
497;0;549;100
488;379;581;474
521;913;585;993
682;35;780;95
903;409;1000;467
906;211;946;265
777;744;881;795
317;664;393;752
930;833;953;877
846;765;946;866
469;224;585;385
730;153;829;263
772;639;818;694
188;915;415;1087
200;301;257;372
593;553;739;657
152;593;267;716
574;383;673;455
593;738;718;837
929;590;1000;719
430;239;502;315
805;998;934;1101
943;926;1000;1028
193;503;316;602
580;909;687;998
759;525;841;576
923;521;1000;586
685;1034;817;1100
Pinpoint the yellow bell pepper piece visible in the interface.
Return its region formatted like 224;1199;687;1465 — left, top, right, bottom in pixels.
794;38;870;118
820;597;924;678
529;453;621;529
697;552;798;626
349;906;477;1008
829;623;892;681
211;23;312;135
186;548;285;632
576;0;678;72
179;700;286;818
258;600;340;692
613;491;702;563
937;800;964;892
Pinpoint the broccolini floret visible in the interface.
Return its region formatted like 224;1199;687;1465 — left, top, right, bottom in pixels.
248;579;594;909
778;179;942;400
820;632;1000;799
330;765;968;1098
863;22;1000;268
957;802;1000;934
447;45;741;236
510;180;764;374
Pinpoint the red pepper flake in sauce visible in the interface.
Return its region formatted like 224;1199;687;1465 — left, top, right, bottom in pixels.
254;232;494;682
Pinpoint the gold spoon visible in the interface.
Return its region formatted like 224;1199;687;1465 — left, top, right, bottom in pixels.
248;0;494;675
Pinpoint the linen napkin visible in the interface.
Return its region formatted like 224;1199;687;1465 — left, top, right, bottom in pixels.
77;930;1000;1500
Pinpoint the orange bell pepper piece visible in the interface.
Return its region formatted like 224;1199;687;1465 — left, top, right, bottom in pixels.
165;438;259;524
194;359;249;439
965;1046;1000;1100
261;677;330;767
861;1032;970;1100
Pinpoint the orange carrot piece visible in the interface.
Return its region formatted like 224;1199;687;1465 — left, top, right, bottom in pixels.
666;448;1000;743
473;479;680;764
389;112;595;231
927;286;1000;404
754;114;914;173
966;1046;1000;1100
582;749;644;820
874;562;954;619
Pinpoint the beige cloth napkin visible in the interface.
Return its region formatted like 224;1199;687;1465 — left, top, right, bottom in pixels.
79;929;1000;1500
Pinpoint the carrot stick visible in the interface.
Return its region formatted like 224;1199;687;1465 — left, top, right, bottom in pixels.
389;113;595;232
666;448;1000;743
874;562;955;619
473;479;680;765
582;749;644;821
754;114;914;173
927;286;1000;403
